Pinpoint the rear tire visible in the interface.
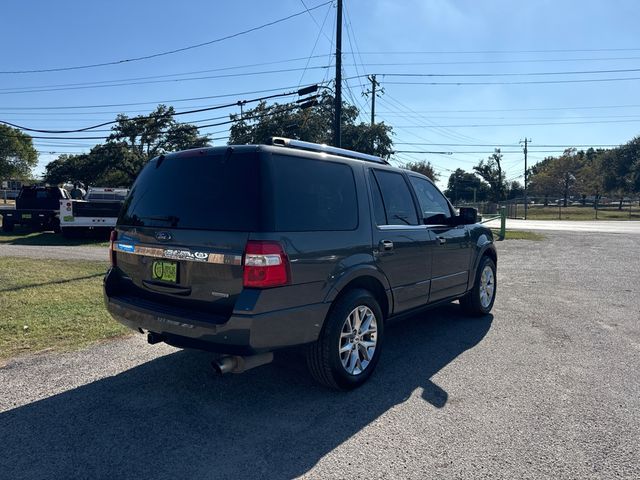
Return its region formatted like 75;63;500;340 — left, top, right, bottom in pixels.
307;288;384;390
460;256;496;316
2;220;14;232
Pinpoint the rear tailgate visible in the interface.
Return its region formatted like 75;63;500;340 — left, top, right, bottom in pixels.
111;148;263;318
113;228;246;317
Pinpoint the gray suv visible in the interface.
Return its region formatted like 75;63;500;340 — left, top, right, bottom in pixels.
104;138;497;390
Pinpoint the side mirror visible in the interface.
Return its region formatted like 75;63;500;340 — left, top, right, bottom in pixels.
459;207;478;225
424;213;449;225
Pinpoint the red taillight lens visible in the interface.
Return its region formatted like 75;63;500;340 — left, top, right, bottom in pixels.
109;230;117;267
243;240;290;288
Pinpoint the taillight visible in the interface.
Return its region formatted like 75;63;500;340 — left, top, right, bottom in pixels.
109;230;117;267
243;240;290;288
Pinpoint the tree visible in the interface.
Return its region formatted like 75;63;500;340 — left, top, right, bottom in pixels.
506;181;524;200
44;105;210;186
403;160;440;182
444;168;489;202
0;124;38;180
228;94;394;158
473;149;506;203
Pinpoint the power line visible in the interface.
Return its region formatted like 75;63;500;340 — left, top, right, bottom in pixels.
0;83;327;110
0;66;330;95
382;77;640;86
0;1;333;74
350;48;640;54
375;104;640;113
378;67;640;78
394;142;622;147
392;119;640;128
0;85;319;133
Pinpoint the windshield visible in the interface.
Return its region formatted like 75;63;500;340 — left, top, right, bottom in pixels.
118;151;261;231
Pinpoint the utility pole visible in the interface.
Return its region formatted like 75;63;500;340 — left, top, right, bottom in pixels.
520;138;531;220
334;0;343;147
368;74;379;126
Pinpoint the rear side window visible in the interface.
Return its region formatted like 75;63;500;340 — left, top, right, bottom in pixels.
268;155;358;231
119;152;261;231
372;170;419;226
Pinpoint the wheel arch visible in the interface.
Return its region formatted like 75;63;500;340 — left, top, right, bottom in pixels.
324;267;392;320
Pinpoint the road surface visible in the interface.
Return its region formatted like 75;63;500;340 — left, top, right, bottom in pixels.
485;218;640;234
1;231;639;479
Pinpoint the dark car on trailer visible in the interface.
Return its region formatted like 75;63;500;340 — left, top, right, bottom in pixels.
104;138;497;390
1;186;69;233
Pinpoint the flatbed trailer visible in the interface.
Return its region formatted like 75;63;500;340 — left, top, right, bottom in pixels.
0;186;69;233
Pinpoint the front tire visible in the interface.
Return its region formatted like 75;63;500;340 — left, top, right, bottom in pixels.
307;289;384;390
460;256;496;316
2;220;14;232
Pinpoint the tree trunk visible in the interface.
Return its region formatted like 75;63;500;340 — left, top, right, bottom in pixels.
619;197;623;210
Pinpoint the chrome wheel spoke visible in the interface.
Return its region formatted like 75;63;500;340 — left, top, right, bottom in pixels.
479;265;495;308
338;305;378;376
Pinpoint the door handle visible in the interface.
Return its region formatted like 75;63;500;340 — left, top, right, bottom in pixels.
380;240;394;251
436;236;447;245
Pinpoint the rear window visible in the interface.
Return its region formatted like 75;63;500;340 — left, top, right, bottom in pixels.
267;155;358;231
20;188;58;199
119;151;261;231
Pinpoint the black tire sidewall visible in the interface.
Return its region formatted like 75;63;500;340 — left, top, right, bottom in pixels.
325;289;384;389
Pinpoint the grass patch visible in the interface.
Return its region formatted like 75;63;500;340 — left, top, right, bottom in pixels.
0;257;129;360
0;228;109;248
507;205;640;221
492;229;545;241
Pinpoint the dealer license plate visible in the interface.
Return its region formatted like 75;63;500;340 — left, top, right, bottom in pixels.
151;260;178;283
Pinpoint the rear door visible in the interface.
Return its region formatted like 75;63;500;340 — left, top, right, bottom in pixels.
368;169;432;313
113;150;261;317
408;175;471;301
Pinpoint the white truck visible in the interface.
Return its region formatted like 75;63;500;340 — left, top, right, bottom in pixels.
60;187;129;237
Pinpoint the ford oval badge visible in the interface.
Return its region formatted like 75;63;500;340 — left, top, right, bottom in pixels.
155;231;172;241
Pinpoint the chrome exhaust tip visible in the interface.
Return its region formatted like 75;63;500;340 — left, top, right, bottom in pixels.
212;352;274;375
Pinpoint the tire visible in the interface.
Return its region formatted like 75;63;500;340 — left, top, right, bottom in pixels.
306;288;384;390
2;220;14;232
51;219;61;234
460;256;497;316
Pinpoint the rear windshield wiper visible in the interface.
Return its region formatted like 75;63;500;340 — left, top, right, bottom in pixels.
139;215;180;227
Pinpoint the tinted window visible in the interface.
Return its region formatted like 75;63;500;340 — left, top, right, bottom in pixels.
373;170;419;226
368;171;387;226
409;176;452;219
269;155;358;231
119;152;261;231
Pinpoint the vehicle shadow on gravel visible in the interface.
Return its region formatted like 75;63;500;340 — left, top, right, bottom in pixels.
0;304;492;480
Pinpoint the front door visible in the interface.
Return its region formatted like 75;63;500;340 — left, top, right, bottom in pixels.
408;175;472;302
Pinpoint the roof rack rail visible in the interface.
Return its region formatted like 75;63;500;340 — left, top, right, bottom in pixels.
269;137;389;164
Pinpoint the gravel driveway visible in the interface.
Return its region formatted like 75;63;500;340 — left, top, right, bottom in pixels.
1;231;638;479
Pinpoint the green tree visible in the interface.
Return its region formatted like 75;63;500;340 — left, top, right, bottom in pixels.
506;180;525;200
44;105;210;186
228;94;394;158
0;124;38;180
444;168;489;202
473;149;506;203
403;160;440;182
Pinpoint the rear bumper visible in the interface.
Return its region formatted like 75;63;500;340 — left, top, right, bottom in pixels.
1;211;56;227
61;217;116;228
104;269;328;355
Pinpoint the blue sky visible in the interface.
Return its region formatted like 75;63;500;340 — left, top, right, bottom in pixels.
2;0;640;188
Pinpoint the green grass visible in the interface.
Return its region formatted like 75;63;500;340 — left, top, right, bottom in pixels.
507;205;640;221
0;228;109;248
492;229;546;241
0;257;129;360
